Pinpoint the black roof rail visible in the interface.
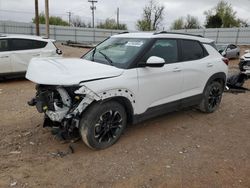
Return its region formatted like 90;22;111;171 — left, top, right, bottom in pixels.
117;31;129;35
153;31;204;38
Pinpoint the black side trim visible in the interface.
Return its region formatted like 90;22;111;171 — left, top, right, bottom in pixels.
0;71;26;79
133;94;202;124
79;75;119;84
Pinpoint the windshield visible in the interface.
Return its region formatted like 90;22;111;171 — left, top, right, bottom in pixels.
82;37;149;69
216;44;227;51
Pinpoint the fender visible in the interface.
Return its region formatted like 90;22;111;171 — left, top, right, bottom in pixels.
203;72;227;94
74;86;136;114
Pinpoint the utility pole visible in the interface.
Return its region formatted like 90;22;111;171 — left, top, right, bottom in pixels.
117;7;119;29
34;0;40;36
88;0;97;28
45;0;49;38
67;11;72;26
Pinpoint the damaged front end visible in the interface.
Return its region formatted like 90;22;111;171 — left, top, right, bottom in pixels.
28;84;100;139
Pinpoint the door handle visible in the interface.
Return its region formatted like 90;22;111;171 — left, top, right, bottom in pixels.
173;67;181;72
32;54;40;57
207;63;213;67
0;55;9;58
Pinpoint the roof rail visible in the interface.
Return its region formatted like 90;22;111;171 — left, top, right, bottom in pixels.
0;33;7;37
153;31;203;38
117;31;129;35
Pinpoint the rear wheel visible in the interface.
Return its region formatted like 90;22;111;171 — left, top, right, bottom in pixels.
198;81;223;113
79;101;127;150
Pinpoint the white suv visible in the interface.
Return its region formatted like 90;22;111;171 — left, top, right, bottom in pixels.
26;32;228;149
0;34;62;78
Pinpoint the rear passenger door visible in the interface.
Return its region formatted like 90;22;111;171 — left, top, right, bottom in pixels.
180;39;212;98
10;39;46;72
0;39;12;74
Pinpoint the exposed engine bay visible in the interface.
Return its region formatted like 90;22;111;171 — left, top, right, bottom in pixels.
27;84;135;140
28;85;100;139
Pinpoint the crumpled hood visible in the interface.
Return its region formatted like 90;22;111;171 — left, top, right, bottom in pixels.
25;57;124;85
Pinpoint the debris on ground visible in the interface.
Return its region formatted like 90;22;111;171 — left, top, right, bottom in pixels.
9;151;21;154
49;145;74;158
226;72;249;94
10;181;17;187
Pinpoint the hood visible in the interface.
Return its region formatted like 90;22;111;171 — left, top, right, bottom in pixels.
26;57;124;85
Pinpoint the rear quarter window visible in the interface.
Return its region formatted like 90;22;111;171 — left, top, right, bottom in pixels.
181;40;207;61
10;39;47;51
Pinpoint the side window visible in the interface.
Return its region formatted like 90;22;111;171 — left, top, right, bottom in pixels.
34;40;47;49
11;39;34;51
142;39;178;64
10;39;47;51
182;40;205;61
0;39;9;52
229;44;236;50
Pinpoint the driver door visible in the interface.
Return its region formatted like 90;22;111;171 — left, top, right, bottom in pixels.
136;39;183;114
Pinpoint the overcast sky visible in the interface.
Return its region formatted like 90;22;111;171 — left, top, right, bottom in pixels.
0;0;250;30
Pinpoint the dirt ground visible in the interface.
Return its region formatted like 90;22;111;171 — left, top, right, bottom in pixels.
0;44;250;188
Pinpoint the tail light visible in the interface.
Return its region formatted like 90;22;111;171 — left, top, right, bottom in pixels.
222;58;229;66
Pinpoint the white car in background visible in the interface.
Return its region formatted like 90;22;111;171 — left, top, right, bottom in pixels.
0;34;62;78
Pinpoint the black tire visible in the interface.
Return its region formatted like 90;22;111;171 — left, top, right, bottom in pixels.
237;52;240;59
79;101;127;150
198;81;223;113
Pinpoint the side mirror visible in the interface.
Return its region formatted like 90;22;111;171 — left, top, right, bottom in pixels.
56;49;63;55
146;56;165;67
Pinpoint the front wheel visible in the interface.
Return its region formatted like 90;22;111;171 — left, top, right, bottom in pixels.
79;101;127;150
198;81;223;113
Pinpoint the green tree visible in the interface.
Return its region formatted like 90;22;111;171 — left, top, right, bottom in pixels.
205;14;222;28
136;0;165;31
32;13;69;26
204;1;246;28
96;18;127;30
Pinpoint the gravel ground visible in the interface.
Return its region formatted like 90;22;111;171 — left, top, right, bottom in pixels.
0;45;249;188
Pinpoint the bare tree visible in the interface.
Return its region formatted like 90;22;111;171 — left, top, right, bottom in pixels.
136;0;164;31
171;17;184;30
71;16;86;27
185;15;200;29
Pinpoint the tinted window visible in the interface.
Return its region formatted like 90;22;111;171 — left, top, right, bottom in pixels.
142;39;178;63
0;39;9;51
11;39;47;51
229;44;237;49
34;40;47;48
182;40;205;61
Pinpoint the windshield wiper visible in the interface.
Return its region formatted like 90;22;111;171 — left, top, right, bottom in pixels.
91;47;96;61
98;50;113;66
